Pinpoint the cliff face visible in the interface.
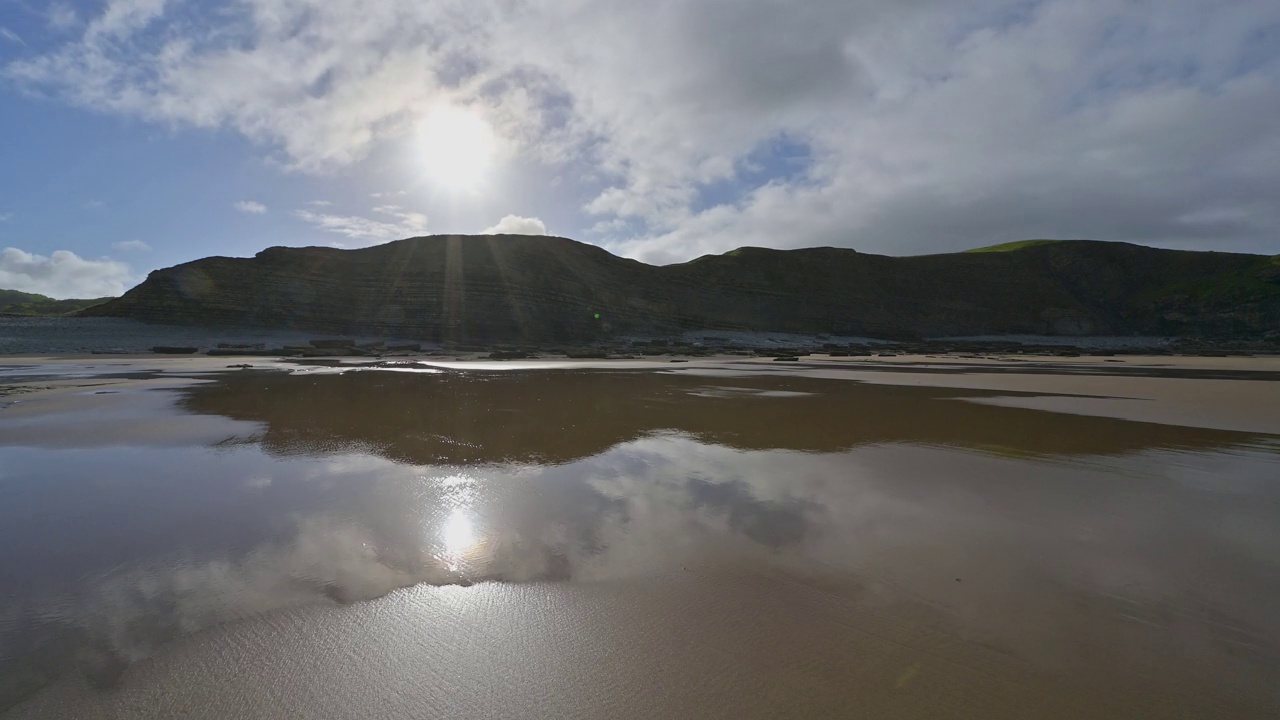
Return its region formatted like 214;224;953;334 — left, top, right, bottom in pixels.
80;235;1280;340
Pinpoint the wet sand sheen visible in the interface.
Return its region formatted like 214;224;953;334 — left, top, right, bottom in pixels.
13;574;1272;719
1;358;1278;718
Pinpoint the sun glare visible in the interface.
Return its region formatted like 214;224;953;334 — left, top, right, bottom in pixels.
416;105;497;192
442;507;478;568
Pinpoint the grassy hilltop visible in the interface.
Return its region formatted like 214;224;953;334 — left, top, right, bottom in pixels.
80;237;1280;341
0;289;112;316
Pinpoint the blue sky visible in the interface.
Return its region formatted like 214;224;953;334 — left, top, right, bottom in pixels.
2;0;1279;297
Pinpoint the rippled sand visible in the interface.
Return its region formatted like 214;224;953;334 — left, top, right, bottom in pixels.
1;356;1278;718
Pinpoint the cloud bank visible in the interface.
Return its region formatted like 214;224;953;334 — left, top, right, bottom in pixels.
5;0;1279;261
0;247;133;298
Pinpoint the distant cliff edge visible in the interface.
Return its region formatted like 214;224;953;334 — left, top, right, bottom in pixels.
79;235;1280;341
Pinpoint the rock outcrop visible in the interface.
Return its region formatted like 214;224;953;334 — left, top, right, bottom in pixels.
80;235;1280;341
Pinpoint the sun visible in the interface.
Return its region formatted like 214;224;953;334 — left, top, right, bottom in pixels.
416;105;497;192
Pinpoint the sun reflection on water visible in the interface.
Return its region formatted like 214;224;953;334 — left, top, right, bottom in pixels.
430;472;481;573
442;508;476;557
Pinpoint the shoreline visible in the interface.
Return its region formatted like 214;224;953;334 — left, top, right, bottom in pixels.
4;315;1279;358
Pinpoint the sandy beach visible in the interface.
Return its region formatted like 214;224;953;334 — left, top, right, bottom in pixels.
8;0;1280;714
2;354;1278;718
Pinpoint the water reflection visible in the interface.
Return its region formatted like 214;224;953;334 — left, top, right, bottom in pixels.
440;509;477;572
181;369;1274;462
0;439;837;705
1;369;1279;713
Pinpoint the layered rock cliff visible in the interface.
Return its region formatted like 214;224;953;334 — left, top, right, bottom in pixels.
80;235;1280;341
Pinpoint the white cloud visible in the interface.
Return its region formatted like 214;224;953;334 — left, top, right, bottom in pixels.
47;3;79;32
234;200;267;214
0;247;133;298
306;200;332;207
0;27;25;46
5;0;1280;259
2;1;484;171
112;239;151;251
295;207;428;245
481;214;547;236
83;199;106;210
90;0;170;40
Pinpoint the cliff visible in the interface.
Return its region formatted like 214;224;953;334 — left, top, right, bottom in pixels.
79;235;1280;340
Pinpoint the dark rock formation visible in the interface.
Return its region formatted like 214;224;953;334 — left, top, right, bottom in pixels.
80;235;1280;341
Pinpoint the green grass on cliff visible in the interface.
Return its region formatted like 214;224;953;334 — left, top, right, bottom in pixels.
963;239;1064;253
0;289;112;316
1147;256;1280;304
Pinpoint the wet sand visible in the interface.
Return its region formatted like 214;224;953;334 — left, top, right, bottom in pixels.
1;355;1279;718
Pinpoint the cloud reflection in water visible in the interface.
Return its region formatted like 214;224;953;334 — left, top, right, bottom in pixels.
2;369;1279;710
